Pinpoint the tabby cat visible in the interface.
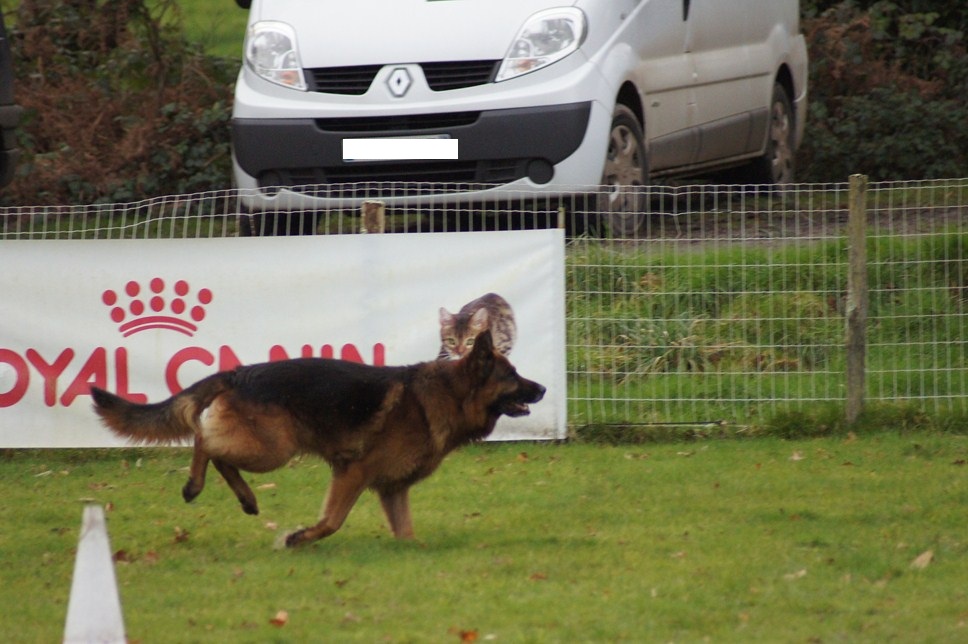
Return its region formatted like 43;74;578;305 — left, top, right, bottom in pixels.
438;292;516;360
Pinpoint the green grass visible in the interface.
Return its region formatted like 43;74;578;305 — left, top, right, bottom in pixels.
4;437;968;642
0;1;247;59
169;1;247;59
566;228;968;430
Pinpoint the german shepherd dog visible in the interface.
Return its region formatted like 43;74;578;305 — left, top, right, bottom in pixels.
91;332;545;547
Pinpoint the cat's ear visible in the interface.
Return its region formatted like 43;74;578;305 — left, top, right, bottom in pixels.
439;307;454;324
472;307;489;323
469;307;489;330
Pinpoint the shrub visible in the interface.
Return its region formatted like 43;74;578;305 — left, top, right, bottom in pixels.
801;87;968;181
4;0;237;205
4;0;967;203
799;1;968;181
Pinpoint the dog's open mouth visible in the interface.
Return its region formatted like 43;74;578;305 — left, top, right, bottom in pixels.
502;401;532;417
496;383;546;418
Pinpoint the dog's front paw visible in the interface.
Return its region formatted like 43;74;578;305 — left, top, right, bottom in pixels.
182;480;201;503
241;500;259;516
284;529;306;548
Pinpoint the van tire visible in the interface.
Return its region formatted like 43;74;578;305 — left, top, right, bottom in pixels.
598;104;648;237
743;83;795;185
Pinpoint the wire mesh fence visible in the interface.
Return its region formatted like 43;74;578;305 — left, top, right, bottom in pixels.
2;178;966;431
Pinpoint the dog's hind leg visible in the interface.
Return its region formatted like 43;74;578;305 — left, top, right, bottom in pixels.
378;487;414;539
285;463;368;547
182;440;209;504
212;460;259;515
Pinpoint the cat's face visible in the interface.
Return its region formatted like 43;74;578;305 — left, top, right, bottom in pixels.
441;332;476;358
439;307;490;359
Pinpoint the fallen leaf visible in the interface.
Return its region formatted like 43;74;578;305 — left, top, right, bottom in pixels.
529;572;548;581
143;551;159;564
516;452;529;462
459;629;479;643
910;550;934;570
257;483;277;490
113;549;132;564
265;522;278;531
269;610;289;627
790;451;805;461
173;526;190;543
784;569;807;580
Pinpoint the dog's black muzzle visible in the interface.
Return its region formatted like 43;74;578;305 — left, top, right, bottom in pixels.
499;377;546;418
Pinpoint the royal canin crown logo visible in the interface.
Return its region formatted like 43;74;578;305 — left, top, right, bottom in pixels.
102;278;213;337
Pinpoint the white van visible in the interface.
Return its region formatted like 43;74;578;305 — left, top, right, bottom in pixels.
231;0;808;233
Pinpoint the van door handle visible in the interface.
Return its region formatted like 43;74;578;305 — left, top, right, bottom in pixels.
683;0;691;21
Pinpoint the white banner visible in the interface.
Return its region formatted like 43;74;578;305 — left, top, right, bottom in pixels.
0;230;566;447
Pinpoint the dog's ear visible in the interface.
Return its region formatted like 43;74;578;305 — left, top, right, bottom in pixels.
473;329;494;354
466;331;495;379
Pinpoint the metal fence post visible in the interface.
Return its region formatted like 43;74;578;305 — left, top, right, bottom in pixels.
846;174;869;425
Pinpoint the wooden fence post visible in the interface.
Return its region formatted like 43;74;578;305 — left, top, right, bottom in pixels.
361;200;386;234
845;174;869;425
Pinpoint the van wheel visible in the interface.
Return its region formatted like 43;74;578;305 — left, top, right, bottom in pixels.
598;104;648;237
744;83;795;185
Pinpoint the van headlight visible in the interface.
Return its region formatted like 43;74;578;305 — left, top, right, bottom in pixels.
244;21;307;91
496;8;586;82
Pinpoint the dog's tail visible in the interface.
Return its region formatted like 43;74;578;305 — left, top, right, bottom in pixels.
90;373;232;445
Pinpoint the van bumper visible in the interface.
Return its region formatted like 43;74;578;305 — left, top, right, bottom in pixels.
232;102;596;208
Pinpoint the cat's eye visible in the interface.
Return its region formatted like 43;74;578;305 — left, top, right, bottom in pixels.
465;338;475;347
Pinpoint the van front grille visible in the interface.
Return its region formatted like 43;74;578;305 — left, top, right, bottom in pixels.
305;65;382;95
315;112;480;133
259;159;528;194
421;60;499;91
304;60;499;95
